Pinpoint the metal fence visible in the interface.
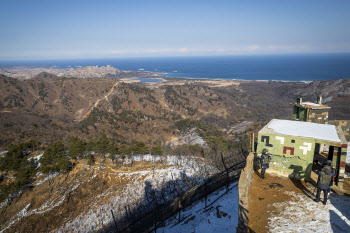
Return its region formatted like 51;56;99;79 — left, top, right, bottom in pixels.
109;160;246;233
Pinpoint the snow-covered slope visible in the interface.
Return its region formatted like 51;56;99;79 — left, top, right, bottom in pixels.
0;155;219;232
158;182;239;233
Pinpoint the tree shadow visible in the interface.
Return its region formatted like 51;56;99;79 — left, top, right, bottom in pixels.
237;204;256;233
289;164;316;200
99;162;244;233
99;171;204;233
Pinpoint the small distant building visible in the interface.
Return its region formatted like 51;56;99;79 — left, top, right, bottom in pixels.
257;119;348;188
291;96;350;141
291;97;330;124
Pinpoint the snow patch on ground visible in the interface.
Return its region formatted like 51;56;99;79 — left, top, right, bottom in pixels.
0;151;8;157
269;191;350;233
27;153;43;161
167;128;206;146
228;121;253;135
57;155;218;232
34;172;59;186
158;182;239;233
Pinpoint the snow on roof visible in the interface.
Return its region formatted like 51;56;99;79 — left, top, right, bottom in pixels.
267;119;341;143
301;102;322;107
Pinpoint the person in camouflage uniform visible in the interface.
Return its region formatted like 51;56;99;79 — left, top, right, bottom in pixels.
326;160;337;197
260;148;271;180
315;165;333;205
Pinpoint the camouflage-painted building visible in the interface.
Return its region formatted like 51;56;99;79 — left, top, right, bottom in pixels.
291;97;350;141
257;119;348;188
291;97;330;124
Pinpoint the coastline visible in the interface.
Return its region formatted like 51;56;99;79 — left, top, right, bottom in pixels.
156;74;313;84
0;64;327;84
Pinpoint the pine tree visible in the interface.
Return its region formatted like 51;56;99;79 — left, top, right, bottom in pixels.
151;146;163;155
68;136;86;159
92;133;110;153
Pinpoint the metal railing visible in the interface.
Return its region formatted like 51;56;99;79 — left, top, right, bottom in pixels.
108;160;246;233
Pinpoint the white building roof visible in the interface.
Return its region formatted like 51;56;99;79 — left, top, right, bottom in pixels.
264;119;342;143
301;102;322;107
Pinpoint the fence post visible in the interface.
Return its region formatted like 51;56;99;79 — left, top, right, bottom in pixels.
226;169;229;193
127;205;135;232
251;132;255;152
124;206;130;227
205;183;208;208
154;211;157;233
111;210;118;232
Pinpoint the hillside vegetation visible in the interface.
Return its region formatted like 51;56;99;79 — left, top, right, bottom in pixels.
0;74;349;232
1;75;349;147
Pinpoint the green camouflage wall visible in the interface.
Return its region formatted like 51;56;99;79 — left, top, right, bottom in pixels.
308;109;329;124
292;106;307;121
291;106;330;124
257;133;316;179
329;120;350;141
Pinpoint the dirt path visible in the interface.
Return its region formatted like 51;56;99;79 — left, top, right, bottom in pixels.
81;81;120;120
247;172;302;232
248;171;350;232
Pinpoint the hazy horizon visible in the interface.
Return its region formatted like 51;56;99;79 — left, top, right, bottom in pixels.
1;1;350;60
1;52;350;63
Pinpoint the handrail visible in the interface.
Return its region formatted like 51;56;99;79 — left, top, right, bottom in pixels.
116;159;246;233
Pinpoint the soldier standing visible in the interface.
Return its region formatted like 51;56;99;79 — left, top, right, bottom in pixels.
326;160;337;197
315;165;332;205
260;148;271;180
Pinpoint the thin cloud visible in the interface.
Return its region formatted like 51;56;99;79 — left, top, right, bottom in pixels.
2;44;350;60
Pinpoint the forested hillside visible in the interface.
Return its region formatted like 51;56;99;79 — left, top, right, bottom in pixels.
1;74;349;232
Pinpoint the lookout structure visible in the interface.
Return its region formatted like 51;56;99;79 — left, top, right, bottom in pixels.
256;119;348;188
291;97;330;124
291;97;350;140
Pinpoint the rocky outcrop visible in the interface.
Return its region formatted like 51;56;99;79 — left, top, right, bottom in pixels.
0;67;49;80
167;128;206;146
46;66;120;79
0;66;121;80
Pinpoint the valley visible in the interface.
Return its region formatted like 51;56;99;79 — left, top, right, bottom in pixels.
0;67;349;232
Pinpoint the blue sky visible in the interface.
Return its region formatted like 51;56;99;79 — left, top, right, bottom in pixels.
1;0;350;60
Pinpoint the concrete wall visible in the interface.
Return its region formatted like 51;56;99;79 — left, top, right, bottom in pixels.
257;133;315;179
237;152;254;233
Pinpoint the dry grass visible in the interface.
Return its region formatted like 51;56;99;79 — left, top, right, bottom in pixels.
1;155;209;232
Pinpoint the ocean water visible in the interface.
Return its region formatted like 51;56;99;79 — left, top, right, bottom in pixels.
133;78;162;83
1;54;350;81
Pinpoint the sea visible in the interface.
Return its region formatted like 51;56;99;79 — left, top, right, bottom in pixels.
1;53;350;82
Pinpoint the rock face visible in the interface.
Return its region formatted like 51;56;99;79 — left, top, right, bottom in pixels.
168;128;206;146
0;66;120;79
0;67;50;80
46;66;120;78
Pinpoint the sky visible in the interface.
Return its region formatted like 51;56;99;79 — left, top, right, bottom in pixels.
1;0;350;60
